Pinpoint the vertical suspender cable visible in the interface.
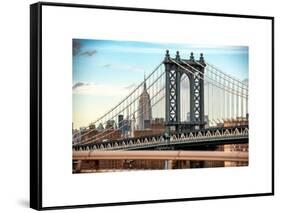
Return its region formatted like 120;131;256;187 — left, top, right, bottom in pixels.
218;73;223;121
206;71;209;125
236;85;239;118
211;73;214;125
241;83;244;118
227;80;230;120
231;80;234;119
223;77;225;121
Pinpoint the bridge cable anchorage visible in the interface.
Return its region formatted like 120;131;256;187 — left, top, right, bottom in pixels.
75;73;191;146
72;61;163;138
178;60;248;99
73;62;165;141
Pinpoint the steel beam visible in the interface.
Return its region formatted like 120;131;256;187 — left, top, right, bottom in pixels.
73;151;248;162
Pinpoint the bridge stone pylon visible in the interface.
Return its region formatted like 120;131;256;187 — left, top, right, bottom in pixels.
164;50;206;131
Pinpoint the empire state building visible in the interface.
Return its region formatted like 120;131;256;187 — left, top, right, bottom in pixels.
137;80;152;130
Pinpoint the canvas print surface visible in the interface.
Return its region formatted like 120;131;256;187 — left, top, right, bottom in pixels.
72;39;249;173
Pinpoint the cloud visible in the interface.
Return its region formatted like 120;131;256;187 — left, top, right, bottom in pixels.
73;82;131;97
72;82;90;90
99;45;248;56
80;50;97;56
102;63;145;73
124;83;136;90
72;39;97;56
102;64;111;68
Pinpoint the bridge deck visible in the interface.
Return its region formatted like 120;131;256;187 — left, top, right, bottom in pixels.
73;125;249;151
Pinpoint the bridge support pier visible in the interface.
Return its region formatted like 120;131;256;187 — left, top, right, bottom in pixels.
164;160;173;170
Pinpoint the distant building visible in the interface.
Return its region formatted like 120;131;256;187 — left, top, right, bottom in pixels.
134;117;165;137
137;79;152;130
118;114;124;129
105;120;116;129
77;128;122;143
123;118;130;132
223;117;248;127
118;114;131;137
72;129;81;144
89;123;96;129
151;117;165;130
97;123;104;131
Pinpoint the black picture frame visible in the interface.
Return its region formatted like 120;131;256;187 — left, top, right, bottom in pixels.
30;1;275;210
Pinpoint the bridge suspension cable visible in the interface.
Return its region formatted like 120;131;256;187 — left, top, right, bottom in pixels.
73;62;165;141
73;52;249;144
74;68;167;144
73;61;164;137
196;60;248;120
171;58;248;126
75;71;191;145
76;82;167;145
206;62;248;87
200;61;248;122
174;59;248;99
195;61;248;92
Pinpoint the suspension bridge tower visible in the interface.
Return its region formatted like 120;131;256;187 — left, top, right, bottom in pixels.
164;50;206;132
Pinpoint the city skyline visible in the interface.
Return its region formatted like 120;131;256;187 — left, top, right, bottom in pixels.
73;39;248;129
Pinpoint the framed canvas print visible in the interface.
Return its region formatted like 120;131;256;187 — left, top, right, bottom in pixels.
30;2;274;210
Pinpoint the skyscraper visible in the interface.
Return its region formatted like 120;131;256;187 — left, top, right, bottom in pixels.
137;80;152;130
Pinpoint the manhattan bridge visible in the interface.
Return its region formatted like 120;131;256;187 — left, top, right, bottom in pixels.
72;50;248;168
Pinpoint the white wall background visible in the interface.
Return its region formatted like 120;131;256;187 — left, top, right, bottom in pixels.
0;0;279;212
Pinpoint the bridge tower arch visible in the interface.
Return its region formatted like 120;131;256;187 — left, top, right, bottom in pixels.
164;50;206;131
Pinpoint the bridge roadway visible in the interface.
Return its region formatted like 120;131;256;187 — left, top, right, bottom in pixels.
73;150;248;162
73;125;249;151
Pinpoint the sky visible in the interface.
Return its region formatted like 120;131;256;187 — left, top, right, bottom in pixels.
72;39;248;129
